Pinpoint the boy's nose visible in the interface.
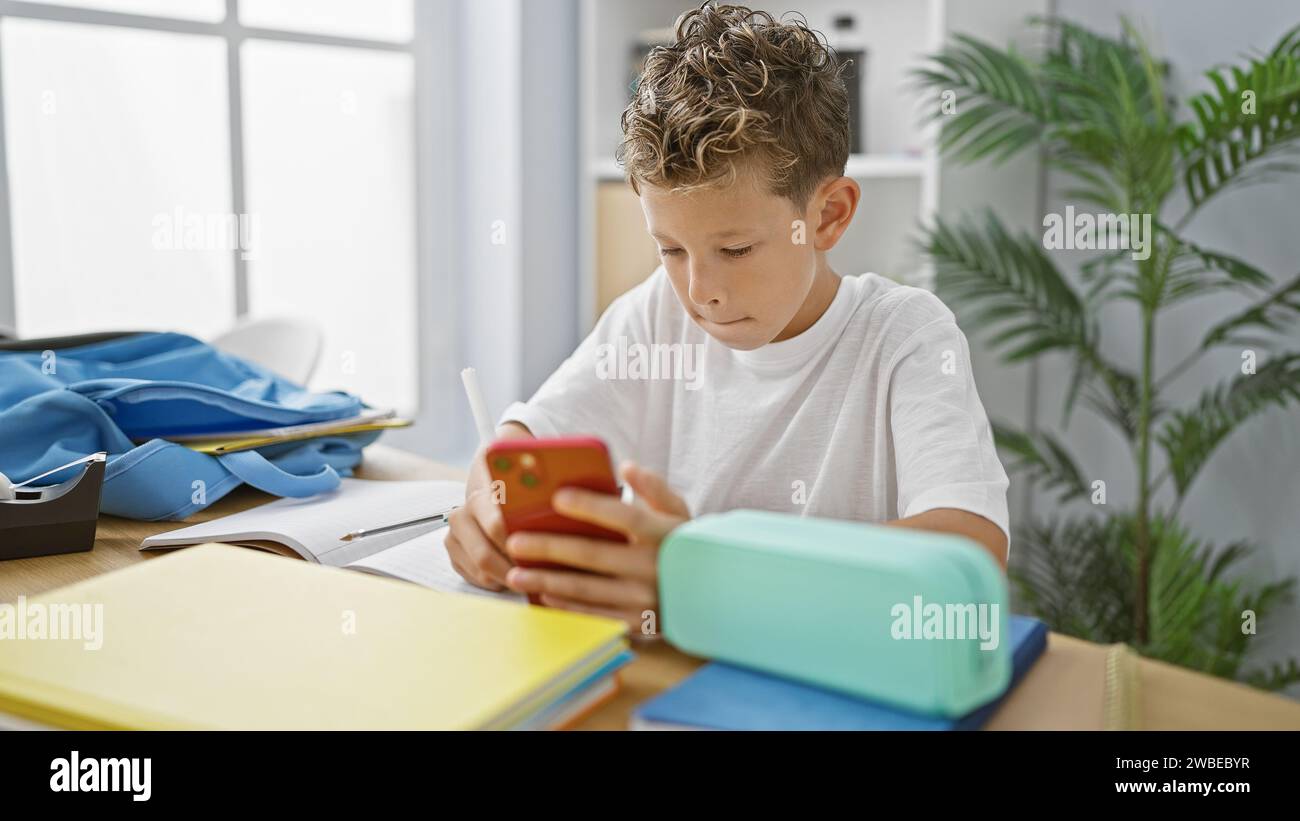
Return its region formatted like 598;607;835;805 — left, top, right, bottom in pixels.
687;266;726;311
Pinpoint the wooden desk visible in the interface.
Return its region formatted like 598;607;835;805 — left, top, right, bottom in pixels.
4;445;1298;730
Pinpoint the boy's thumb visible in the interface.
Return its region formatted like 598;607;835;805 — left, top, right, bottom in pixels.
621;461;689;518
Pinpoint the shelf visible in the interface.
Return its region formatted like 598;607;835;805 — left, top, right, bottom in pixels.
845;154;929;179
589;154;929;183
591;157;626;182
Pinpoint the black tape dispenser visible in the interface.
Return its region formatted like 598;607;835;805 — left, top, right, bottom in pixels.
0;453;107;561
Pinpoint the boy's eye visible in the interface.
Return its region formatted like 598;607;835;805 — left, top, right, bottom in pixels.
658;247;684;257
722;245;753;258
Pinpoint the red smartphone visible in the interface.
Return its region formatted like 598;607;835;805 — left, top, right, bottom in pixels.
485;436;626;605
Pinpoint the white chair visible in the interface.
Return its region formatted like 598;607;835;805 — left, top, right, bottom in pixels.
211;317;323;385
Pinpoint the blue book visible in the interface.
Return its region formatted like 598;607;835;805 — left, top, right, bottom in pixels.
633;615;1048;730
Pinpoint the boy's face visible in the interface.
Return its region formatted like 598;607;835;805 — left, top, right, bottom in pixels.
639;169;823;351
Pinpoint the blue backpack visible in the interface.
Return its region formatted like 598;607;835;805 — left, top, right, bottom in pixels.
0;332;383;520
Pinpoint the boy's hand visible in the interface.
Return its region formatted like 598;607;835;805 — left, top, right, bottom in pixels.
503;462;690;633
444;423;534;591
444;475;513;591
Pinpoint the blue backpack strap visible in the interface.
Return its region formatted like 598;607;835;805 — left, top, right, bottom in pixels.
216;449;341;498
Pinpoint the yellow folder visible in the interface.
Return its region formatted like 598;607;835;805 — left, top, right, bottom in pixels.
186;417;413;454
0;545;628;729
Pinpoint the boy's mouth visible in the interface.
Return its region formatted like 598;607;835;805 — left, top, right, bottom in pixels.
697;314;749;326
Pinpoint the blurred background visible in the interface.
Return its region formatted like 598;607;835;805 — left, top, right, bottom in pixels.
0;0;1296;693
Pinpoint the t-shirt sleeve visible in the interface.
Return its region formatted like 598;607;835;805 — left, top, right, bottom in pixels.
497;272;658;467
885;306;1011;548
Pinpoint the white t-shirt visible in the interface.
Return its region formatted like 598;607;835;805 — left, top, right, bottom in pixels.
500;267;1010;545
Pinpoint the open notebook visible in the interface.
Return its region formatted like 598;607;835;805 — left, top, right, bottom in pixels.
141;479;523;602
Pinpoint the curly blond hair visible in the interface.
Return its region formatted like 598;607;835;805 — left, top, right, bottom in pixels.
618;3;850;207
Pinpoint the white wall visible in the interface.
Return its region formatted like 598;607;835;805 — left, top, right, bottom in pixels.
520;0;580;402
386;0;580;465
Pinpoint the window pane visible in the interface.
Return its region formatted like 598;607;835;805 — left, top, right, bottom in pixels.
2;19;235;339
242;40;417;413
240;0;413;43
24;0;225;22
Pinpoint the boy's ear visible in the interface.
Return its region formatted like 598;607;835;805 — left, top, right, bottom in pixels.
811;176;860;252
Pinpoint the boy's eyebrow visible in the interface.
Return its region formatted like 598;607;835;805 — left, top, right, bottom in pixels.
651;229;752;242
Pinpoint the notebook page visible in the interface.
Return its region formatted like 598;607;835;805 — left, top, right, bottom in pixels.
346;527;526;603
141;479;465;561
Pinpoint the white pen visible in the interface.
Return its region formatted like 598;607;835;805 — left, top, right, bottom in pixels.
460;366;495;447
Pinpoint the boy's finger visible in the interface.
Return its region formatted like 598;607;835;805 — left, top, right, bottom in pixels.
506;565;654;610
468;486;508;549
506;531;657;580
620;461;690;518
552;487;671;542
444;530;497;590
447;552;506;593
447;509;512;588
538;594;642;631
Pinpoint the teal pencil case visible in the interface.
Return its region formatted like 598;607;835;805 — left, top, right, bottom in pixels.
659;510;1010;717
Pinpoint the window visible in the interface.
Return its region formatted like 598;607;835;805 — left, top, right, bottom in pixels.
0;0;420;414
3;18;234;339
241;39;417;412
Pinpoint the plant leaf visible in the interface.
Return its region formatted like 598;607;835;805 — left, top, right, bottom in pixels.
1201;272;1300;348
1157;229;1275;307
1178;26;1300;209
992;422;1090;503
911;33;1048;165
1009;516;1136;644
1156;353;1300;497
922;210;1088;360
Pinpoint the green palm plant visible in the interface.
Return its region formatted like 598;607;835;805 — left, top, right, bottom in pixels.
913;17;1300;689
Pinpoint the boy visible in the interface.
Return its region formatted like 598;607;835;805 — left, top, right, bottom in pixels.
445;3;1009;631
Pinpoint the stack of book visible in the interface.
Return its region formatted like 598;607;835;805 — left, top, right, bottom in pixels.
0;546;630;730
